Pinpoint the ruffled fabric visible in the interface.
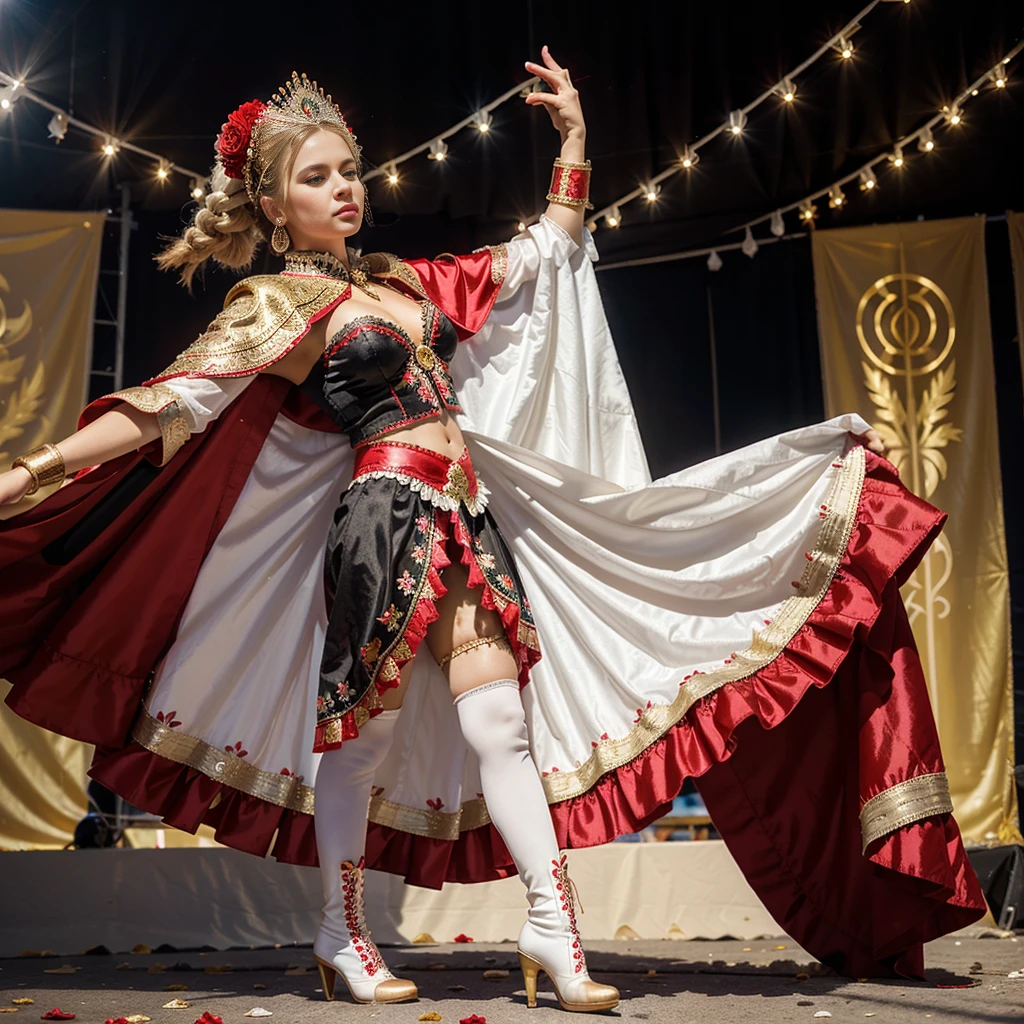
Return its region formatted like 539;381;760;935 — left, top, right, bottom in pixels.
546;455;945;850
449;513;540;688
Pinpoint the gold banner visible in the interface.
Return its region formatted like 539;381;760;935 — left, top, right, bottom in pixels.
0;209;105;487
1009;212;1024;388
0;209;104;847
812;216;1020;847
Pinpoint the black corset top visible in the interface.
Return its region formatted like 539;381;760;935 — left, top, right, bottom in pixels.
307;295;463;447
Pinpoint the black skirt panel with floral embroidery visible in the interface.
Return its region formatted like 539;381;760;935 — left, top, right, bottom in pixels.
313;474;540;753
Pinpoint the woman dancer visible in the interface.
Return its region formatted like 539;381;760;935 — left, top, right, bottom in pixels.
1;47;985;1010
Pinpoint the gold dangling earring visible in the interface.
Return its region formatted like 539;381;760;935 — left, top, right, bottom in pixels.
271;221;291;254
362;183;374;227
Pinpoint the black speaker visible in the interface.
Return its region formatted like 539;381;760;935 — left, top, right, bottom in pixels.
966;844;1024;930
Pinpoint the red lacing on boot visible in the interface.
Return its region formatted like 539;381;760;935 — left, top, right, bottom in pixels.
340;856;389;977
552;854;587;973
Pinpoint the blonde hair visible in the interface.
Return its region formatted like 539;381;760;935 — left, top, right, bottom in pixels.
156;120;359;291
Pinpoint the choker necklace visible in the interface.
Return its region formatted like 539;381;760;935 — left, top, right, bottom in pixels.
282;249;380;299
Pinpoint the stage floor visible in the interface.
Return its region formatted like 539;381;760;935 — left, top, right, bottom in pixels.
0;929;1016;1024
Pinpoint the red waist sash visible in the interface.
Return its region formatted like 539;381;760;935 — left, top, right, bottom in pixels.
352;441;480;506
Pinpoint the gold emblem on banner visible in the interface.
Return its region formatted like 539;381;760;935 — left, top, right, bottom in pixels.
856;271;961;693
0;272;41;467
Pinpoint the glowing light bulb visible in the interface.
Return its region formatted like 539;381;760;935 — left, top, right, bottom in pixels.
728;110;746;136
859;167;878;191
606;205;622;228
680;145;699;169
473;109;493;133
518;221;526;232
828;184;846;208
918;126;935;152
385;161;399;185
890;145;905;168
778;77;796;103
644;182;660;202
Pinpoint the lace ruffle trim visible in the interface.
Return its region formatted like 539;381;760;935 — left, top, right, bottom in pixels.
350;467;490;516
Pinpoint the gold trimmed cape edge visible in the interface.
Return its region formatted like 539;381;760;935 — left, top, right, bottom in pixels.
130;707;491;837
123;445;944;853
860;772;954;852
541;445;867;803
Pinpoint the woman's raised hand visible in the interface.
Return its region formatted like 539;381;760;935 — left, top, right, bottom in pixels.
524;46;586;140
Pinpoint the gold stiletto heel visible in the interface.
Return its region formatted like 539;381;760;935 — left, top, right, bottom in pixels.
518;950;541;1008
314;955;336;1001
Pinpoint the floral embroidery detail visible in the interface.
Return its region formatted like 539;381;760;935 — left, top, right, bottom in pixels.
340;858;391;978
551;854;586;973
376;604;403;632
412;545;427;564
498;573;515;592
590;732;610;748
477;551;496;569
396;569;417;594
426;797;444;811
433;372;452;401
316;695;329;713
225;740;248;758
415;514;431;534
361;637;382;667
336;681;352;701
155;710;182;728
633;700;653;724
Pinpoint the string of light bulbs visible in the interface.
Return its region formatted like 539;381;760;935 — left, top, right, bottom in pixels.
586;0;912;232
0;69;210;198
713;40;1023;262
0;67;541;202
363;76;541;185
594;41;1020;274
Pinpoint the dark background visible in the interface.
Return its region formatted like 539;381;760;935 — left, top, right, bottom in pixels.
2;0;1023;817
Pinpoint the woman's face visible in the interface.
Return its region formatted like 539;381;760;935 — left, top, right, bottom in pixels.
263;128;365;252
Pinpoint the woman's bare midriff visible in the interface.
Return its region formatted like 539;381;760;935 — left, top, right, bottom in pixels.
261;281;468;463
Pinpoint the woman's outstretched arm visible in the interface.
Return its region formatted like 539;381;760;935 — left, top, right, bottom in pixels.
0;405;162;504
524;46;587;247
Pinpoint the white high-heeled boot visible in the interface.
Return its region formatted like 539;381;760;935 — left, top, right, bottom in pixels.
455;679;619;1013
312;708;417;1004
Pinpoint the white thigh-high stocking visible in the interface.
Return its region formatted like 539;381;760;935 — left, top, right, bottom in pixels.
454;679;619;1012
312;708;417;1004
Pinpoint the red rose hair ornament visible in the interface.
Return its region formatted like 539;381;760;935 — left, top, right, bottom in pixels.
215;99;267;180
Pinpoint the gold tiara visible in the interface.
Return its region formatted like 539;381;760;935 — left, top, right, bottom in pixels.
241;72;362;207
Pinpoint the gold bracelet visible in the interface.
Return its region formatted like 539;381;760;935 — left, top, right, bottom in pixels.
11;443;66;496
546;157;594;210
